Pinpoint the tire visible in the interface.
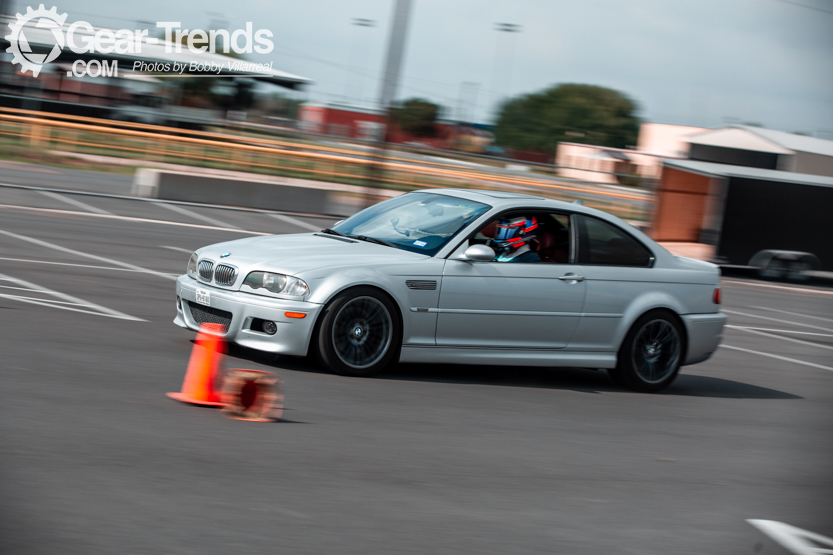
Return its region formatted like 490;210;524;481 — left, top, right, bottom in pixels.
608;310;685;393
314;287;401;377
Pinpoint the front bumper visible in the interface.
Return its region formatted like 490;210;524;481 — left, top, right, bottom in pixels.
175;275;323;356
681;312;727;365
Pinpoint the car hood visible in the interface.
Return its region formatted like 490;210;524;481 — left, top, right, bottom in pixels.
196;233;429;279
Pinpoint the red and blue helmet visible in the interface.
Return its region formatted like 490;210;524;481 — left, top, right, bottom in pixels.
493;216;538;252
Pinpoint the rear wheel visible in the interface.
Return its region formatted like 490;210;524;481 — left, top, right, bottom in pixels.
315;287;401;376
609;311;684;393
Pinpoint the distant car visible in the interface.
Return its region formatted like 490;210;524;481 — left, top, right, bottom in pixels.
174;189;726;392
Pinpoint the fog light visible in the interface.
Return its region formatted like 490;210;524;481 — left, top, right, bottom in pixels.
262;320;277;335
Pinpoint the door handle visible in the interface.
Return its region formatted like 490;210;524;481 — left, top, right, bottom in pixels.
558;274;585;282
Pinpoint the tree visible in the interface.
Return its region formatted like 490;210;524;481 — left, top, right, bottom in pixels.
391;98;441;138
494;84;640;152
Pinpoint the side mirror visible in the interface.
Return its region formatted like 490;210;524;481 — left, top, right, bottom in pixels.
460;244;495;262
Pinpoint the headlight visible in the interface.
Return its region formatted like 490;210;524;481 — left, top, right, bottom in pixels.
243;271;309;297
187;253;198;279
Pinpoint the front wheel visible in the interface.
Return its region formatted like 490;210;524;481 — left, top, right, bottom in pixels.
315;287;401;376
609;311;684;393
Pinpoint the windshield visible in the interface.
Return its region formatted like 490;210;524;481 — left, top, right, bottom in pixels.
332;192;491;255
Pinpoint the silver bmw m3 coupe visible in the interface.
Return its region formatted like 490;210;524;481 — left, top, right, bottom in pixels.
174;188;726;392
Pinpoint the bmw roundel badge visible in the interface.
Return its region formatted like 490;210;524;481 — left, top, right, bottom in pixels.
220;252;231;258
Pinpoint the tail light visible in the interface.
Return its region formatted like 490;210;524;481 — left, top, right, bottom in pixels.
713;287;721;304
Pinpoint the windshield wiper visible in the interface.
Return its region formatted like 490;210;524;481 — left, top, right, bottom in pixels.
320;227;346;237
354;235;400;249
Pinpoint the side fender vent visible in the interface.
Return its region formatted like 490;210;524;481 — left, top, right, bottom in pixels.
406;280;437;291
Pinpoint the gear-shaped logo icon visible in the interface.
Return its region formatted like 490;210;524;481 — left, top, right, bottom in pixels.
5;5;68;77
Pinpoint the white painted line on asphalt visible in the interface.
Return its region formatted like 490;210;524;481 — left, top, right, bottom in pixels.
722;279;833;297
0;292;91;307
0;229;177;281
721;345;833;372
726;325;833;351
0;256;178;275
0;204;269;235
723;309;833;333
266;212;322;232
747;519;833;555
0;284;54;294
154;202;242;230
38;190;114;215
729;326;833;337
0;272;145;321
0;293;143;319
160;245;193;254
750;305;833;324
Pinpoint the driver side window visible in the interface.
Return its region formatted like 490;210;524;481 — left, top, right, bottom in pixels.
469;212;572;264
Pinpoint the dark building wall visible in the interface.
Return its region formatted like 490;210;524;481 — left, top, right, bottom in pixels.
718;177;833;270
689;144;779;170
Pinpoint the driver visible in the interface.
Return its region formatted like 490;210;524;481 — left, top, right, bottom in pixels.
492;216;540;263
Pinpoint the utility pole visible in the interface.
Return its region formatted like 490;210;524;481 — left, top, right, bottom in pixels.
490;23;521;120
456;81;480;124
365;0;413;193
343;18;376;105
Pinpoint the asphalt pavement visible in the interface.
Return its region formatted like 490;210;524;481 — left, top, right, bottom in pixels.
0;163;831;554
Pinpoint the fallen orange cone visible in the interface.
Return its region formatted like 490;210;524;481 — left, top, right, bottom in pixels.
221;369;283;422
167;323;227;407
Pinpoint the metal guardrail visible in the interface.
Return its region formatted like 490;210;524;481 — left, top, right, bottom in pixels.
0;106;653;219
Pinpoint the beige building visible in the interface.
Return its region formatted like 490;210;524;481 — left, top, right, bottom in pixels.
555;123;706;185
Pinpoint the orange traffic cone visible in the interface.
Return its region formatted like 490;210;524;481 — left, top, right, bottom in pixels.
167;323;227;407
221;369;283;422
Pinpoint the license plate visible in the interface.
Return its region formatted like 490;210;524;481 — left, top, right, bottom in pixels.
195;288;210;306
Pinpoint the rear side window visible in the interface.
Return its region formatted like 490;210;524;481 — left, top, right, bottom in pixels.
576;215;654;267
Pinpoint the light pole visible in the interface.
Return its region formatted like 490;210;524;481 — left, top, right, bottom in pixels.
364;0;413;194
490;22;521;120
456;81;480;124
343;18;376;105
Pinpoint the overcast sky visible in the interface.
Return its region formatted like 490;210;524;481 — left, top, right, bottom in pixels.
27;0;833;136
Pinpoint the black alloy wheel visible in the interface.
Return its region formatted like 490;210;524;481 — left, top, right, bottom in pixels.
609;310;684;393
315;287;401;376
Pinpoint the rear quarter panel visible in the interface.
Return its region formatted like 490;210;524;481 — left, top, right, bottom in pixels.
568;261;720;353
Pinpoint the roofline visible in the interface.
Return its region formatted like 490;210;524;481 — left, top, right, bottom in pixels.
663;159;833;188
685;127;794;154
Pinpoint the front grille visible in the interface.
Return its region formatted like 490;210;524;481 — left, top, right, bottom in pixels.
198;260;214;282
406;280;437;291
188;303;232;333
214;264;237;286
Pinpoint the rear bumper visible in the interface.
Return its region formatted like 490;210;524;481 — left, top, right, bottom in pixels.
174;275;322;356
681;312;727;365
